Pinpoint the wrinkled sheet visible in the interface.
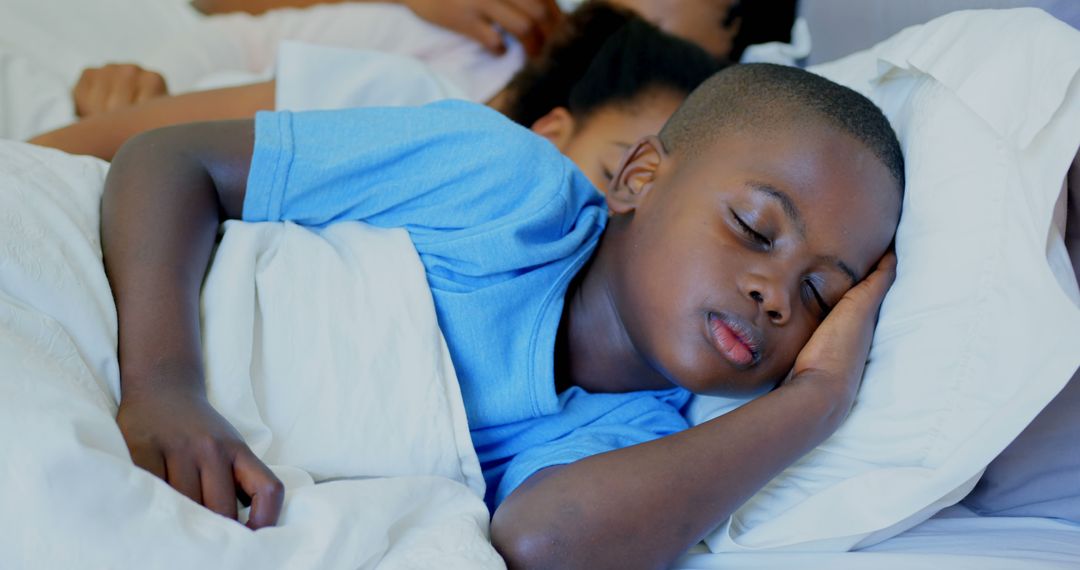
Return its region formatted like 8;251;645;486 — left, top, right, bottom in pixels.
0;141;504;569
675;506;1080;570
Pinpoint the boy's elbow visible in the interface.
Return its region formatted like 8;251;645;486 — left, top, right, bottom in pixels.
491;503;575;570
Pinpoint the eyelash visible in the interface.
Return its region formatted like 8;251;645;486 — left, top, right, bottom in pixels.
732;211;771;248
733;210;832;317
804;277;832;317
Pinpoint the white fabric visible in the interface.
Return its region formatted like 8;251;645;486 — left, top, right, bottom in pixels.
206;3;523;103
0;0;242;140
739;17;812;66
691;8;1080;552
274;42;466;112
675;506;1080;569
0;1;519;140
0;141;504;570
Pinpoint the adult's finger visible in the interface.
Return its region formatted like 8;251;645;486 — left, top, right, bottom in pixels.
76;72;111;117
200;455;240;520
134;72;166;105
463;14;505;53
501;0;547;22
233;449;284;530
165;454;204;505
103;70;139;113
481;0;534;41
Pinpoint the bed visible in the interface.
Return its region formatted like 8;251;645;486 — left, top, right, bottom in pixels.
676;506;1080;569
1;3;1078;570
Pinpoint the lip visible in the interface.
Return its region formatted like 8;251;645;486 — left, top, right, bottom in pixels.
707;312;763;368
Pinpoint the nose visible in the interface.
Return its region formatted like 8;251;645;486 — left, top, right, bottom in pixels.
741;273;792;326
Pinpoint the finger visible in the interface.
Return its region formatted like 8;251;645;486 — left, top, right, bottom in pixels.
72;70;94;117
234;449;284;529
129;446;167;480
104;69;139;113
134;72;166;104
165;454;204;505
537;0;564;34
465;17;506;53
859;251;898;301
482;1;534;41
82;73;113;118
200;456;240;520
500;0;547;22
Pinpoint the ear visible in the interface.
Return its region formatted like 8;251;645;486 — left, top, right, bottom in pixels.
529;107;577;151
606;135;667;215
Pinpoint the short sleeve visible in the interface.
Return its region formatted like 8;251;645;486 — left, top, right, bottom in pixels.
243;100;572;236
475;387;691;509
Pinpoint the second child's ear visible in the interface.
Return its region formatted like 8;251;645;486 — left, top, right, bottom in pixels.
529;107;576;151
607;136;666;214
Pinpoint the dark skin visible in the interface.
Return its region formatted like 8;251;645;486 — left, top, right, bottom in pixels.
102;115;899;567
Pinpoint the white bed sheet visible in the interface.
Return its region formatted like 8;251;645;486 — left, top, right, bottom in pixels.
674;506;1080;569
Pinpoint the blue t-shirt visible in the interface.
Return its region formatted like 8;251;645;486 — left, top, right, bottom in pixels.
244;100;690;509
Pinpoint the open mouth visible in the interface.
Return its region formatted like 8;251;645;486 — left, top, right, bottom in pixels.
707;312;762;368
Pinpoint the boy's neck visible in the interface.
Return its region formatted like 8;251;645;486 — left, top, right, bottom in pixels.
555;218;678;394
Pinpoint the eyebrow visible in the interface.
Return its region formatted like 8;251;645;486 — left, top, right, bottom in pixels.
746;182;859;286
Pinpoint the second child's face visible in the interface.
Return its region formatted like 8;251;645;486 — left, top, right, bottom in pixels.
609;122;901;396
532;93;683;191
609;0;740;59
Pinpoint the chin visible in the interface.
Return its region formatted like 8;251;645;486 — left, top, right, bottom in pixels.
675;371;779;399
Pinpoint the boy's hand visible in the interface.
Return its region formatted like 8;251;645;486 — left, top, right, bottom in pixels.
787;251;897;418
117;383;284;529
73;64;168;118
403;0;561;56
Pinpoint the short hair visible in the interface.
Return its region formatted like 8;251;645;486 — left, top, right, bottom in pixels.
658;64;905;192
502;1;725;128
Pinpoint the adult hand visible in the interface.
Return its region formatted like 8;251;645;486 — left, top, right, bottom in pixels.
73;64;168;118
787;251;897;419
117;382;284;529
402;0;562;56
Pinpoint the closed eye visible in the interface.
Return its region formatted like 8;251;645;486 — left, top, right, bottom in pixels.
804;278;832;317
732;210;771;247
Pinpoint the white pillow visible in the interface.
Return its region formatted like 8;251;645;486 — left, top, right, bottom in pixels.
692;8;1080;552
273;41;465;111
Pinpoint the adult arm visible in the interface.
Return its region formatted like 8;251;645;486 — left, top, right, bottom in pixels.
491;253;898;570
191;0;560;55
30;81;274;161
102;120;284;528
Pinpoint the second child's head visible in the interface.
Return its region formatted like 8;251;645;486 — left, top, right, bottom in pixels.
494;2;723;189
603;64;904;397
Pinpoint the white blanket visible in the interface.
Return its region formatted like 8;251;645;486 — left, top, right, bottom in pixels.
0;141;504;569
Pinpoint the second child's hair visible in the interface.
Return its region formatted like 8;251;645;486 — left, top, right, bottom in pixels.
501;1;726;127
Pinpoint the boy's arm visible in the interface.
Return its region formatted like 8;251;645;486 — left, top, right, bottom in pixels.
30;80;274;161
191;0;559;55
102;120;284;528
492;253;897;570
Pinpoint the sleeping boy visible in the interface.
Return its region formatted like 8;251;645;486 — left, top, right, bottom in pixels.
102;63;903;569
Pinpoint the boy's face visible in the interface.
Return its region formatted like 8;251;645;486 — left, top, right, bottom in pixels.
607;122;900;396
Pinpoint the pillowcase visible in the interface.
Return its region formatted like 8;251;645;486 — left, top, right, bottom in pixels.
691;8;1080;552
962;150;1080;522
